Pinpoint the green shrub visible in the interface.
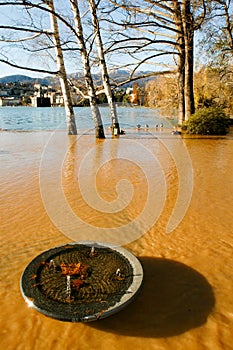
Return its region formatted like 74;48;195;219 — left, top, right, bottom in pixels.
182;107;230;135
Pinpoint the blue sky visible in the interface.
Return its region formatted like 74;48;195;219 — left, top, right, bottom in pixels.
0;1;178;79
0;2;51;78
0;1;78;78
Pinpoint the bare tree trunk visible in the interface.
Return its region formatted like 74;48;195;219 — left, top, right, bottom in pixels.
70;0;105;139
46;0;77;135
182;0;195;120
173;0;185;125
88;0;120;135
177;50;186;125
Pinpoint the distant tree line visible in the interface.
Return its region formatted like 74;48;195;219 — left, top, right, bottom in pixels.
144;65;233;117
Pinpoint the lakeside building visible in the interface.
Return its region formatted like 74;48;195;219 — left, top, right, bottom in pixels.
0;81;136;107
0;96;21;106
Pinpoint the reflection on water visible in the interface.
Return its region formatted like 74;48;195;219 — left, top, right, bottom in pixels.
1;129;233;350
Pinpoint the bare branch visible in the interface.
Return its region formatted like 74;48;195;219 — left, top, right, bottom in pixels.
0;25;52;34
111;70;177;88
129;51;179;78
0;32;43;43
0;58;58;74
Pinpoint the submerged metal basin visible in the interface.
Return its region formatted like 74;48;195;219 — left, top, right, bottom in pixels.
20;241;143;322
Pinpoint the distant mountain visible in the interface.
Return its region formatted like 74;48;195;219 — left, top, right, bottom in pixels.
0;70;155;86
0;74;54;85
70;69;154;87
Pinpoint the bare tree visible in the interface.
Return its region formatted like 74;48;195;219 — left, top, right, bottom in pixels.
172;0;185;124
70;0;105;138
0;0;78;135
181;0;195;120
106;0;207;121
104;0;184;120
200;0;233;64
45;0;77;135
88;0;120;135
0;0;106;137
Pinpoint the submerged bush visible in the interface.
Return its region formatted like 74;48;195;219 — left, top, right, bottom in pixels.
182;107;230;135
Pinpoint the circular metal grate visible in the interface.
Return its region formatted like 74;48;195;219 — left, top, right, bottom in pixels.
20;241;143;322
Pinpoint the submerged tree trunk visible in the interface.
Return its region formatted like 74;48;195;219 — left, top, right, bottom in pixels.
177;47;186;125
173;0;185;125
70;0;105;139
182;0;195;120
46;0;77;135
88;0;120;135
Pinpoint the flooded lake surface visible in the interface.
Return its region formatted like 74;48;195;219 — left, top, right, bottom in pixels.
0;107;233;350
0;106;174;131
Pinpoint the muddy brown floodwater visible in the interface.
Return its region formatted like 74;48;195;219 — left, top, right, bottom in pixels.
0;129;232;350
